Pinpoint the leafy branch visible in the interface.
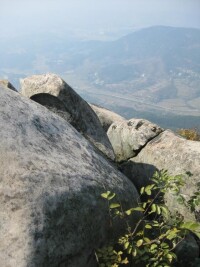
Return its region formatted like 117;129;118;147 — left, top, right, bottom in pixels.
96;170;200;267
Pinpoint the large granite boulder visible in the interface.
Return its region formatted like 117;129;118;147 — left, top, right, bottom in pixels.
20;73;115;160
0;79;17;91
90;104;125;132
125;130;200;221
0;86;140;267
107;119;163;162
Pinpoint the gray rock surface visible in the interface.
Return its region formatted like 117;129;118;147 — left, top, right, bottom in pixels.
107;118;163;162
0;79;17;91
20;73;115;160
128;130;200;221
119;160;158;193
175;234;200;267
90;104;125;132
0;86;140;267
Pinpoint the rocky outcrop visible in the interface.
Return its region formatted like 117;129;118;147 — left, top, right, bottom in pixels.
107;118;163;162
90;104;125;132
124;130;200;221
110;122;200;263
0;85;140;267
0;79;17;91
107;115;200;221
20;73;115;160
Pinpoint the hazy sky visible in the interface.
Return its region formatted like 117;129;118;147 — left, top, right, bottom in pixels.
1;0;200;38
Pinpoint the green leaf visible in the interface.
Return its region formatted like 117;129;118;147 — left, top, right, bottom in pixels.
101;191;116;200
145;188;152;196
166;253;173;263
142;202;147;208
145;184;155;191
125;209;132;215
180;221;200;238
107;192;116;200
136;239;143;247
121;257;129;264
125;207;144;215
152;222;159;227
124;241;130;249
180;221;200;231
136;230;144;236
161;243;169;249
145;224;152;229
109;203;120;209
132;207;145;211
150;244;158;250
101;191;110;199
160;206;169;216
166;228;179;240
151;204;157;213
140;187;145;194
194;232;200;239
156;205;161;215
127;246;132;254
132;248;137;257
144;237;151;243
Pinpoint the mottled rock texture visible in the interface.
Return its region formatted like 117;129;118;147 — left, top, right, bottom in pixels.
107;118;163;162
20;73;115;160
90;104;125;132
0;86;140;267
175;234;200;267
0;79;17;91
127;130;200;221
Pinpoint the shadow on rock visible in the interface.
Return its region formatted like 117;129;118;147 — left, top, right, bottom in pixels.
119;161;158;193
29;188;111;267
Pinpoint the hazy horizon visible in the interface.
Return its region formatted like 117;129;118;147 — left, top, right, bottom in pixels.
1;0;200;40
0;1;200;129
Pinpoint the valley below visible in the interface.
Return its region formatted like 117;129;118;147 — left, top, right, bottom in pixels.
1;26;200;130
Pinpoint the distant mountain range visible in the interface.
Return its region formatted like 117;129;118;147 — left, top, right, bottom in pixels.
0;26;200;129
65;26;200;111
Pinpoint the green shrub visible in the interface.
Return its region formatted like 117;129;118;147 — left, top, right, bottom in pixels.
96;170;200;267
177;128;200;141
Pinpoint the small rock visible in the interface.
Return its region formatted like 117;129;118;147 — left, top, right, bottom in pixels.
107;118;163;162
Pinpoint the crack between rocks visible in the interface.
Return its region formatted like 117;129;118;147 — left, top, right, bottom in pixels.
122;129;166;163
